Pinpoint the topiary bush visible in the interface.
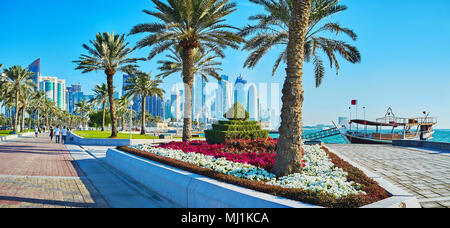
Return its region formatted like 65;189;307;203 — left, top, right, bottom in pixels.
205;102;269;144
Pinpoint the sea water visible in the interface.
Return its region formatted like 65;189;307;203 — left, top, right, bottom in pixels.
269;129;450;144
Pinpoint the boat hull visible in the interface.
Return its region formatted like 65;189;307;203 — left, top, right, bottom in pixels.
344;135;393;145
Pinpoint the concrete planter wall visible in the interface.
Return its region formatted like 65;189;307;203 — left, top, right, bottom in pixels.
393;140;450;151
0;132;35;142
67;132;182;146
106;147;421;208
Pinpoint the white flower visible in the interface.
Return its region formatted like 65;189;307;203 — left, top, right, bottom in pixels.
130;144;366;198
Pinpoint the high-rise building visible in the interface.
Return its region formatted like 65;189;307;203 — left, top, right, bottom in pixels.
234;75;247;107
215;75;234;120
247;84;259;121
39;76;67;110
269;83;281;129
67;84;82;113
193;75;208;123
28;58;41;91
170;90;182;121
146;94;164;118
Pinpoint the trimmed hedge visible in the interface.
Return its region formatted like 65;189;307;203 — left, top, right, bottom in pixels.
206;103;269;144
205;121;269;144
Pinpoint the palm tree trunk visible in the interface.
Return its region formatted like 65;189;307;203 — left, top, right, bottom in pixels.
21;107;26;132
272;0;312;177
101;100;106;131
28;111;32;130
8;107;12;129
37;110;40;129
13;91;19;133
141;96;146;135
181;47;195;142
106;72;118;138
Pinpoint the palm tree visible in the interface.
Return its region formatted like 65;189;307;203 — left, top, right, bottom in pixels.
73;32;143;138
42;99;55;130
267;0;313;177
91;83;109;131
124;71;165;135
18;84;34;132
116;97;133;132
130;0;243;142
31;91;45;129
3;66;36;133
240;0;360;87
0;81;14;129
75;100;92;129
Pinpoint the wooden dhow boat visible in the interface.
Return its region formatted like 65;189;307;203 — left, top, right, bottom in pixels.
339;108;437;144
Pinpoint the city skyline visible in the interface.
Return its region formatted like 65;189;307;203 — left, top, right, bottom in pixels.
1;0;449;128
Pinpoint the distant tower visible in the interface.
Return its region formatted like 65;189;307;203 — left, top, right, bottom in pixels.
170;90;182;121
28;58;41;91
247;84;259;121
234;75;247;107
216;75;234;120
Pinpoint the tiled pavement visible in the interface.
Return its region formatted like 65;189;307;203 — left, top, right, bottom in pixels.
326;144;450;208
0;134;108;208
0;134;176;208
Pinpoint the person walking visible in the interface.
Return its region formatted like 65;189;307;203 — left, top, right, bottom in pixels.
49;126;54;141
35;128;39;138
55;126;61;144
61;126;67;144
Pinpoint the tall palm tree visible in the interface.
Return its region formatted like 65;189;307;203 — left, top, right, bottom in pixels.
42;98;55;130
75;100;92;129
91;83;109;131
269;0;313;177
116;97;133;132
124;71;165;135
18;84;34;132
73;32;143;138
240;0;360;87
0;81;14;129
31;91;45;129
3;66;36;133
130;0;243;142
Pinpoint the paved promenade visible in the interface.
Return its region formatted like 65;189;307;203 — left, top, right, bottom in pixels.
0;134;176;208
327;144;450;208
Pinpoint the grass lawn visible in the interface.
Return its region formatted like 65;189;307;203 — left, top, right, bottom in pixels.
0;130;34;136
73;130;160;139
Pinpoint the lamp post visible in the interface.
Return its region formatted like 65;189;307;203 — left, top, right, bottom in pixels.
129;100;134;143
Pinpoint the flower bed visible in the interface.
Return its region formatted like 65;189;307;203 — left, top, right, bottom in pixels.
118;139;389;208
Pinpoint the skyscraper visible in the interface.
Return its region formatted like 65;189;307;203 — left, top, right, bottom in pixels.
28;58;41;91
247;84;259;121
216;75;234;120
146;94;164;118
39;76;67;110
170;90;182;121
234;75;247;107
269;83;281;129
67;84;82;113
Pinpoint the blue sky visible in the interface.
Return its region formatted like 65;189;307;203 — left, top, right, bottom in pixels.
1;0;450;128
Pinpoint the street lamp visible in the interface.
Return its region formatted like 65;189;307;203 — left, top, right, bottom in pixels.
129;100;134;143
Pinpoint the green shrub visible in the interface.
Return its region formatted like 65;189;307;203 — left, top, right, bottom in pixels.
205;103;268;144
